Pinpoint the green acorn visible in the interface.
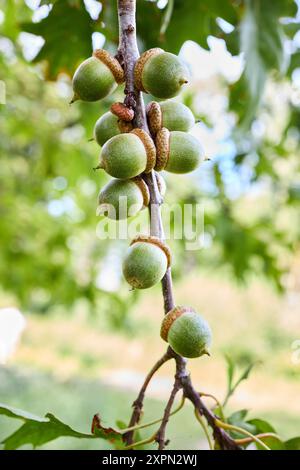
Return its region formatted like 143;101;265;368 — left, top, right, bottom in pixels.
134;48;189;99
155;128;204;174
97;176;150;220
71;49;124;103
147;101;195;135
97;129;156;179
94;112;133;147
123;235;171;289
160;306;212;358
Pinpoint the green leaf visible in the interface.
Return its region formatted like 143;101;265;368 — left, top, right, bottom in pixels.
255;435;285;450
283;21;300;38
228;409;249;425
0;403;46;422
21;0;98;79
223;357;258;407
99;0;241;55
227;410;256;438
246;419;284;450
234;362;258;390
285;437;300;450
0;404;123;450
234;0;289;127
288;51;300;76
146;0;238;53
2;414;92;450
227;409;257;438
247;418;276;434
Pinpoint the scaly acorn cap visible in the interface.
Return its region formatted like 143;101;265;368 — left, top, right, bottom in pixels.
147;101;162;136
111;102;135;122
130;235;171;267
131;176;150;207
155;172;166;197
160;306;194;342
93;49;124;84
130;128;156;173
134;48;164;92
155;127;170;171
118;120;133;133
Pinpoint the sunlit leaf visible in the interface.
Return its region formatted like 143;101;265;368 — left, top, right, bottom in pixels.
232;0;290;127
21;0;99;79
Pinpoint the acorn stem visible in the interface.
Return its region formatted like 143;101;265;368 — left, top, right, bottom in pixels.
93;162;104;171
69;93;79;105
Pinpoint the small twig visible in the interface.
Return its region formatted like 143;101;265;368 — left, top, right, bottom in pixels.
122;395;185;435
155;378;181;450
123;349;172;445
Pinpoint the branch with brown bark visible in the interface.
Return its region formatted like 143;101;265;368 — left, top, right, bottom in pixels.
117;0;240;451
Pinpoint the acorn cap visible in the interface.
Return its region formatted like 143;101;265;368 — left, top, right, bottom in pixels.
155;127;170;171
130;128;156;173
130;235;171;267
93;49;124;84
111;102;134;122
134;48;164;92
155;172;166;197
147;101;162;136
160;306;194;342
118;120;133;133
131;176;150;207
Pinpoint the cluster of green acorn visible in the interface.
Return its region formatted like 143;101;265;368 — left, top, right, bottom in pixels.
71;47;212;358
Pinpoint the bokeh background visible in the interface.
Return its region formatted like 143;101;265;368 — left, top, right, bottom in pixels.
0;0;300;449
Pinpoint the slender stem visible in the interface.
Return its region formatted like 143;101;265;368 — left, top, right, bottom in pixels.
215;419;271;450
234;433;281;446
199;391;226;421
155;379;181;449
194;408;213;450
124;432;157;450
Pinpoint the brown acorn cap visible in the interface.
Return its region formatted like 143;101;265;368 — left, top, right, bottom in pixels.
117;120;133;133
155;172;166;197
111;102;134;122
93;49;124;84
131;176;150;207
130;128;156;173
147;101;162;136
160;306;194;341
130;235;171;267
134;48;164;92
155;127;170;171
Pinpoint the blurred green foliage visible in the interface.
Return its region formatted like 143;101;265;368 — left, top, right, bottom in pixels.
0;0;300;322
